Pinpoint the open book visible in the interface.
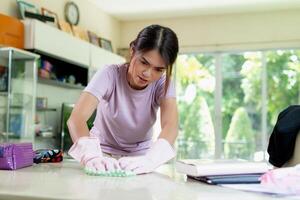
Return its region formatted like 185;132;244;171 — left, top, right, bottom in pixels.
175;159;270;177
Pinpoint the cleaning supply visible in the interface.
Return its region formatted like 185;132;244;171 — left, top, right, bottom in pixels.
0;143;33;170
69;136;120;171
84;168;136;177
34;149;63;164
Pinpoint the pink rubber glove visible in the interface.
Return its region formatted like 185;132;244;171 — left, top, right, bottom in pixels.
260;164;300;195
68;136;120;172
118;138;176;174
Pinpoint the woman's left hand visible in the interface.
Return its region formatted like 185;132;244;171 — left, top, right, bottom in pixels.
118;138;176;174
118;156;153;174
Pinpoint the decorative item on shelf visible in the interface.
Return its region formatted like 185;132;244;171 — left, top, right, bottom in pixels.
41;7;59;28
0;66;8;92
99;37;113;52
117;48;130;62
36;125;53;137
72;25;89;42
24;11;54;23
34;114;41;135
16;0;39;19
9;113;25;138
67;75;76;84
64;1;80;26
0;14;25;49
87;31;99;46
58;20;73;35
76;83;83;87
36;97;48;109
39;69;50;79
39;60;53;79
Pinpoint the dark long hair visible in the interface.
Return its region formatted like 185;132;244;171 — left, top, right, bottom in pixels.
130;24;179;95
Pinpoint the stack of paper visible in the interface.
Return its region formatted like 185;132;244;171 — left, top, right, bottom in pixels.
175;159;270;184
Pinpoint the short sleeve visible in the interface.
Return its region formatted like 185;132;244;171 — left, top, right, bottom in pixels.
154;76;176;106
84;66;115;102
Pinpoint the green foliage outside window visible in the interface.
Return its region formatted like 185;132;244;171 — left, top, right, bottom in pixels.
176;50;300;159
224;107;255;159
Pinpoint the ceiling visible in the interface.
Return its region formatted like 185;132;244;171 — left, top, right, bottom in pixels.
88;0;300;21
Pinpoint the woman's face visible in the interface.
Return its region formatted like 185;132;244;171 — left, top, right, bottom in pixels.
127;49;167;90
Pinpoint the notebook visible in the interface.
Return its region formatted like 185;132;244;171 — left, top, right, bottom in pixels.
188;173;263;184
175;159;270;177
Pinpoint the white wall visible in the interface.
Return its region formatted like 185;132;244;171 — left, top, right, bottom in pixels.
120;9;300;53
0;0;121;52
2;1;300;54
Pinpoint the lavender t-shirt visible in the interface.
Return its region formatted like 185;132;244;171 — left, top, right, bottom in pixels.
84;64;176;156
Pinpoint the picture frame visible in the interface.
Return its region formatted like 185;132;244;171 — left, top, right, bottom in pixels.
117;48;130;62
16;0;39;19
99;37;113;52
87;31;99;46
41;7;59;28
58;20;73;35
72;25;89;42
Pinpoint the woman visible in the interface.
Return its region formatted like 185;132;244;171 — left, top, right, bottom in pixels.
67;24;179;175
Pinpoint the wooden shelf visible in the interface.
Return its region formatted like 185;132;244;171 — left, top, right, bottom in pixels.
0;91;8;96
3;105;57;111
38;78;84;90
37;107;57;112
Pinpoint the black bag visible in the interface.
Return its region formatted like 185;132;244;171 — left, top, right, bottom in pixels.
268;105;300;167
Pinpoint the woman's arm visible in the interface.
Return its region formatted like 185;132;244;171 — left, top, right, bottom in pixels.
118;97;178;174
158;98;178;145
67;92;99;143
67;91;120;171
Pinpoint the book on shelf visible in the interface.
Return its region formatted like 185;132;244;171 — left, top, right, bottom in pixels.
176;159;271;184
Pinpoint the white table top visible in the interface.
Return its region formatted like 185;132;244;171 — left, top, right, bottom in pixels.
0;160;293;200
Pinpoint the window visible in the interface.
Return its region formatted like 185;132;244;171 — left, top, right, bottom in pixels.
222;52;262;160
176;49;300;161
176;54;215;159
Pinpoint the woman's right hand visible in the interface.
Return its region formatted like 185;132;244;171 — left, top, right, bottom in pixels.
85;156;120;172
68;136;120;172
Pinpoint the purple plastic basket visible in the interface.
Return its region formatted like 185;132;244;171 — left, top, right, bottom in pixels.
0;143;34;170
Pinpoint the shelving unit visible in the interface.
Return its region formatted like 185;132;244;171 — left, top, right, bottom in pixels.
0;47;39;144
38;76;85;90
6;105;56;112
24;19;125;80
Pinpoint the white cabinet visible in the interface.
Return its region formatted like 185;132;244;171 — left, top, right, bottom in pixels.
89;44;125;68
24;19;90;68
23;19;126;81
89;44;125;80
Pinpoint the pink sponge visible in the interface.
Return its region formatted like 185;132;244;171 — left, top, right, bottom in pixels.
0;143;34;170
